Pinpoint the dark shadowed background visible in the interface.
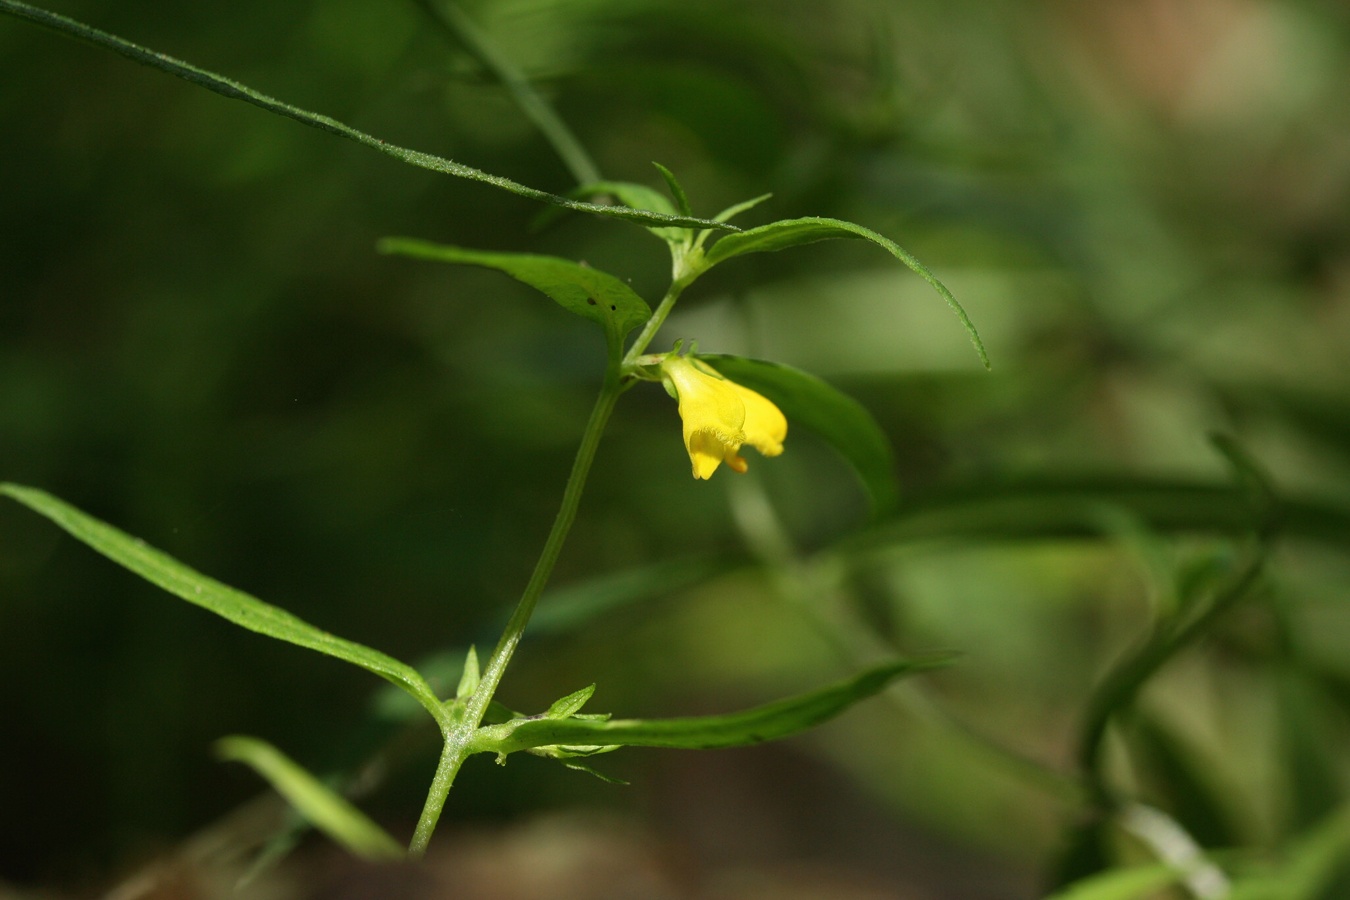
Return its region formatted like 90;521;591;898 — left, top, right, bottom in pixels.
3;0;1350;896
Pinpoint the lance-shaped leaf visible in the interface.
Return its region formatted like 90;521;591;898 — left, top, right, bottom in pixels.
469;657;951;756
1;483;448;728
545;684;600;719
702;354;899;515
378;240;651;350
0;0;734;232
573;182;773;252
700;216;989;369
216;736;405;862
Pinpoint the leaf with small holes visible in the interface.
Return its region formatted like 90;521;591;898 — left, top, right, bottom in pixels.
378;239;651;350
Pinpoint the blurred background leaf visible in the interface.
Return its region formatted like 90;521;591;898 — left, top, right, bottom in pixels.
2;0;1350;894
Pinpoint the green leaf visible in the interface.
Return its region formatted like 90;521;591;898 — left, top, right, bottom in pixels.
470;657;952;756
711;193;773;226
545;684;597;719
455;646;480;701
573;181;677;217
1;483;448;728
0;0;734;232
377;239;651;349
652;162;693;216
216;736;405;862
1042;863;1182;900
701;216;989;369
702;354;899;515
573;180;687;246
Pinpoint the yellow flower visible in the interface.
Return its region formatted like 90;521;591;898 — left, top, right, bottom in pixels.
661;356;787;479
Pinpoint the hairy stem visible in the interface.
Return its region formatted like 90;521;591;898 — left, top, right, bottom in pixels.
407;373;622;855
622;281;690;367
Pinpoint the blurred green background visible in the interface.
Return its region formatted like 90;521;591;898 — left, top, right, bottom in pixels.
3;0;1350;896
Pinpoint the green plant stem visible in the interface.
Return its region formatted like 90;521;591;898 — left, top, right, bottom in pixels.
622;281;689;367
411;0;602;186
407;372;622;855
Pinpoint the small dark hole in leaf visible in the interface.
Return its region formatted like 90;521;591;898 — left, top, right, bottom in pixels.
609;305;617;311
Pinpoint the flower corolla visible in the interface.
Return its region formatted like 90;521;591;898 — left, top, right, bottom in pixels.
660;356;787;480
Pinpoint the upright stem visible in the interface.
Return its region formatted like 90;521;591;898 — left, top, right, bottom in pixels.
468;373;621;723
408;371;622;855
622;280;688;368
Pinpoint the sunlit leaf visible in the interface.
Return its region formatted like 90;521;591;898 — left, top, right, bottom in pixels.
1;483;447;726
700;216;989;369
470;657;951;756
703;354;899;515
377;240;651;350
216;736;404;862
